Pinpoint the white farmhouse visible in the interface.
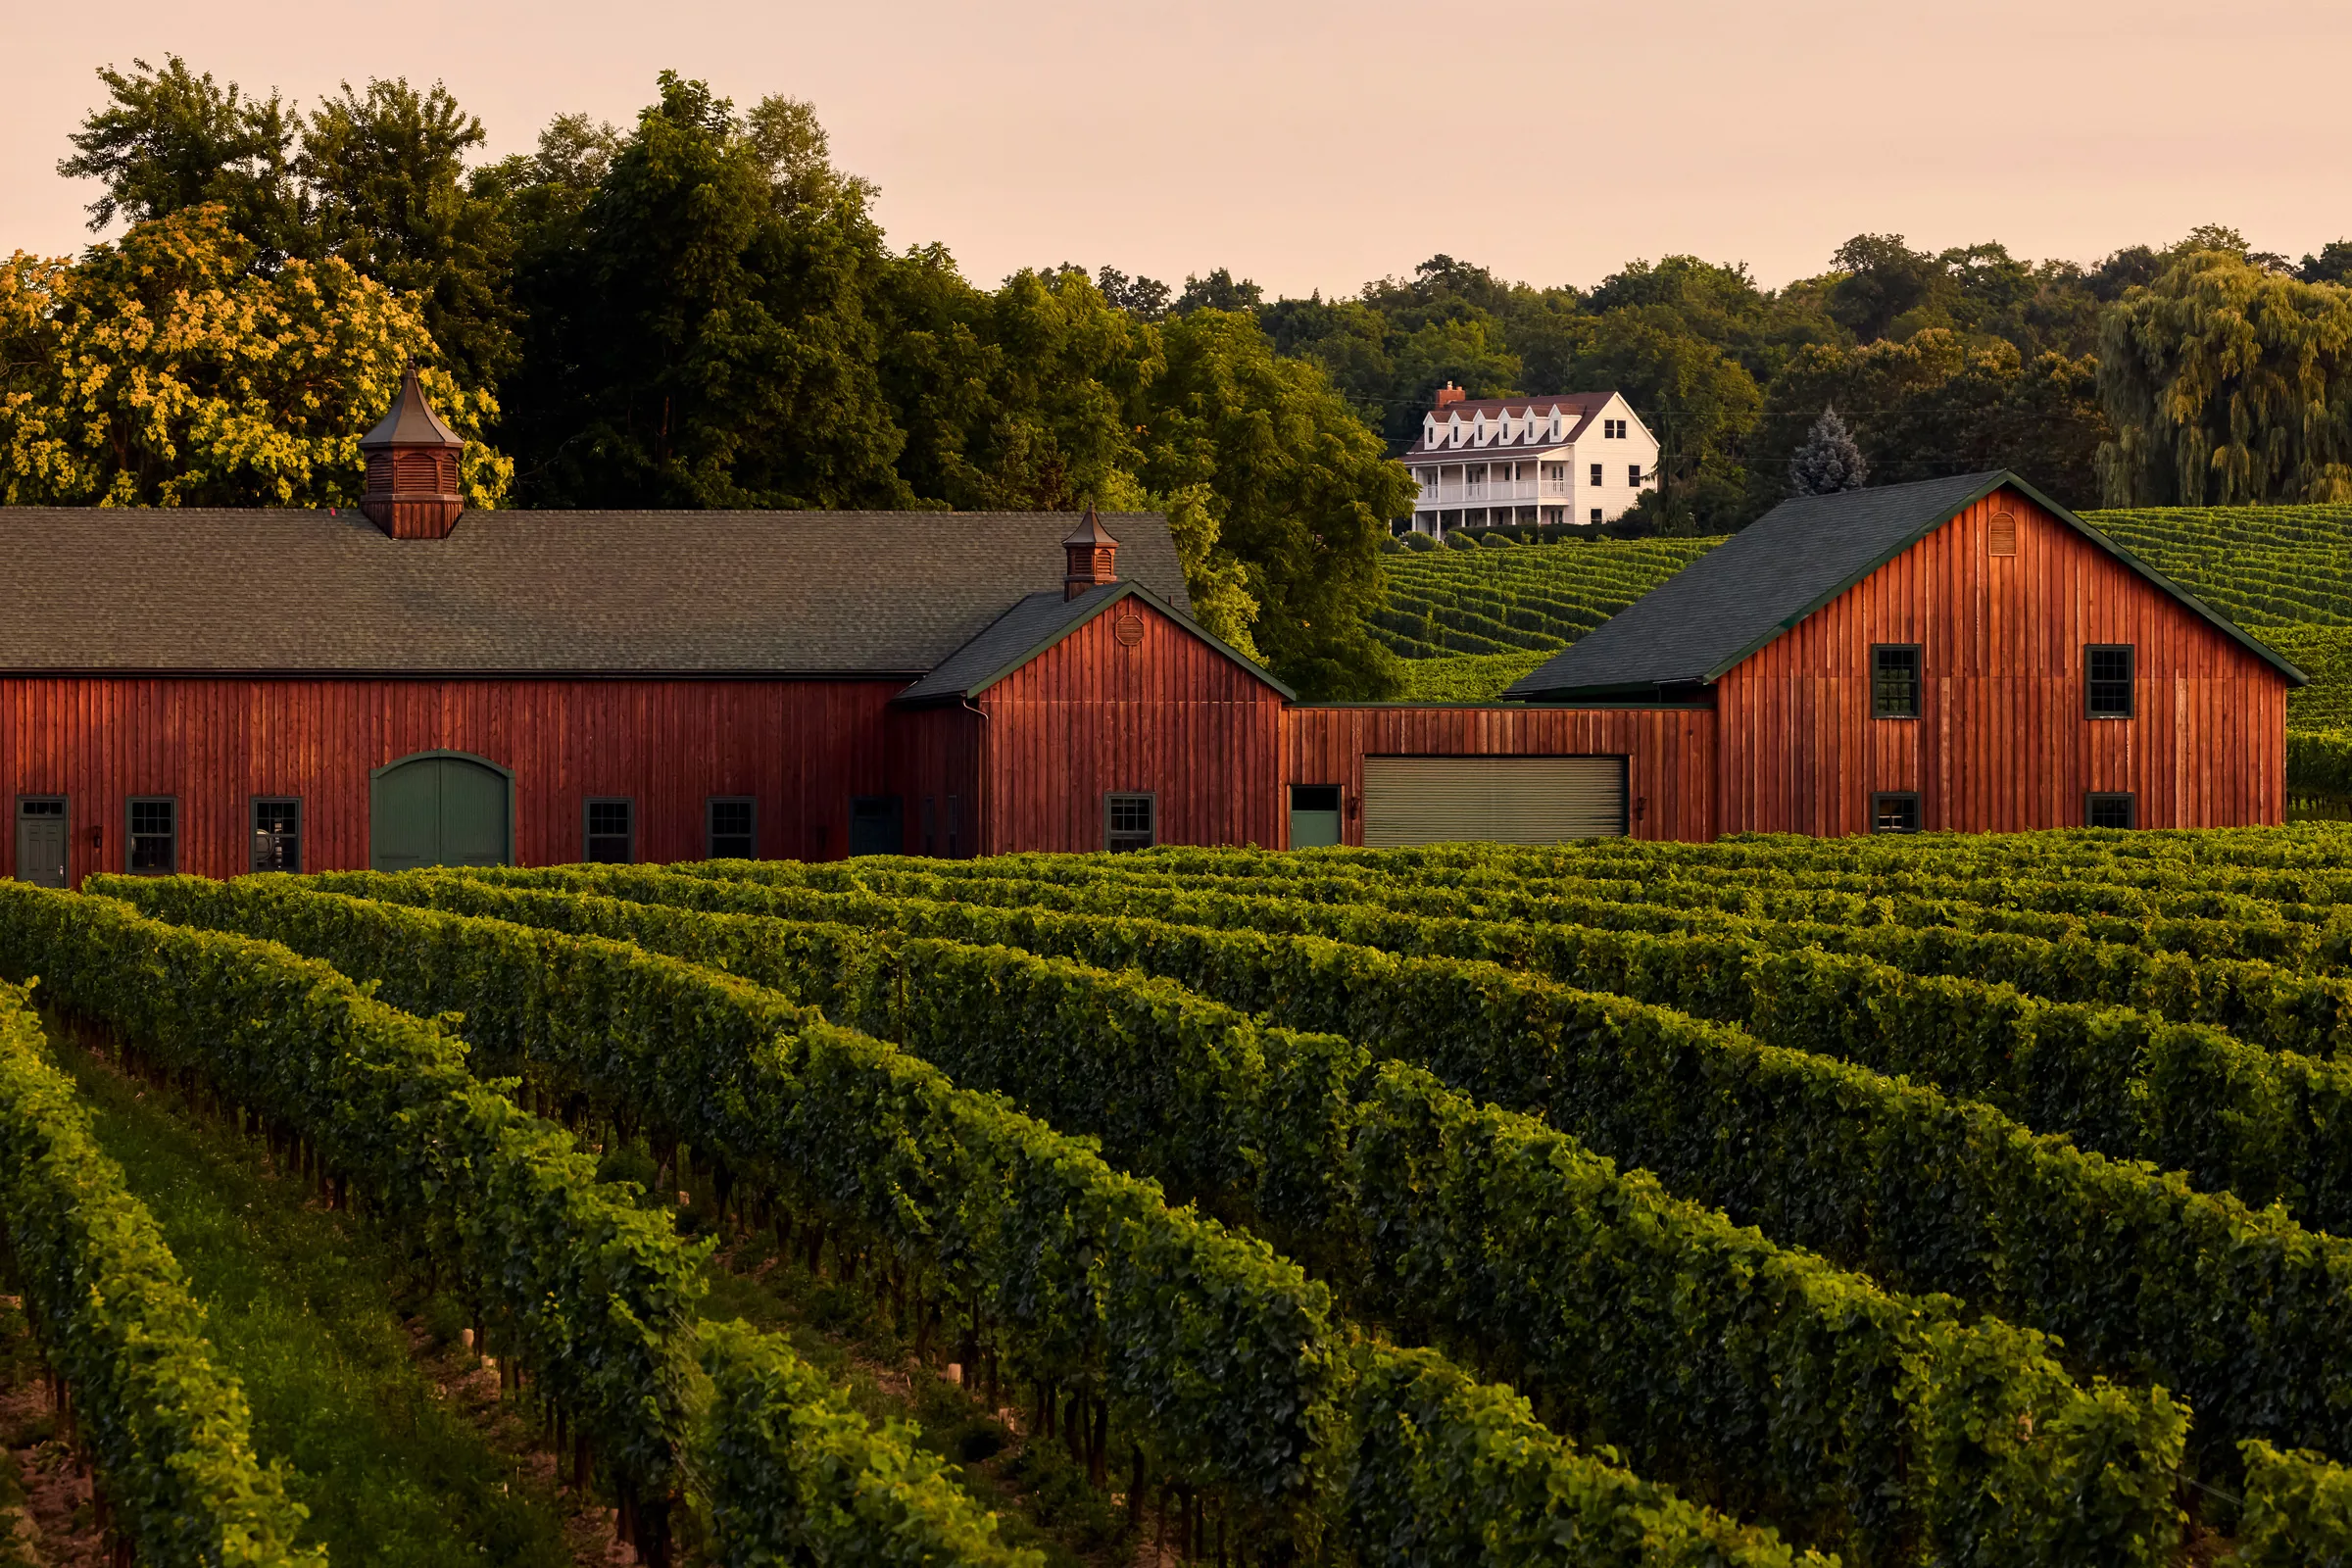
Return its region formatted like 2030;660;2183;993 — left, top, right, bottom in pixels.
1400;385;1659;534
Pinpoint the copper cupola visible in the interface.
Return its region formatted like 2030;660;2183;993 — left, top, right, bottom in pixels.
1062;507;1119;599
359;364;466;539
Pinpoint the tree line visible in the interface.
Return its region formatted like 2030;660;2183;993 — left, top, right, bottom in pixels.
6;57;2352;697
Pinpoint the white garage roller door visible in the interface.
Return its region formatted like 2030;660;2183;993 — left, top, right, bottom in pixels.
1361;756;1627;846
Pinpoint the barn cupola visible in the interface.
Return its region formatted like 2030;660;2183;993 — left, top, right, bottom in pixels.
359;363;466;539
1062;508;1119;599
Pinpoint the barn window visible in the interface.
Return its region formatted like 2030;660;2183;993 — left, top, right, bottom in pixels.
2085;645;2135;717
250;798;301;872
1871;793;1920;834
2087;792;2137;829
1105;793;1156;853
706;798;756;859
1988;512;2018;556
584;799;634;863
1873;645;1921;717
127;798;177;874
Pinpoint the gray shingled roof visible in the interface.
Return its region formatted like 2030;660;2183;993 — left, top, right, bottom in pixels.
896;580;1292;704
1505;471;2305;700
0;507;1189;675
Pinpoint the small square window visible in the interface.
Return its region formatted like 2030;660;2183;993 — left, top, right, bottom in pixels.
1590;463;1604;487
2086;645;2134;717
128;797;176;874
584;798;634;863
1872;793;1920;834
1105;792;1156;853
1590;508;1603;524
706;797;756;859
1873;645;1921;718
2087;793;2136;830
251;797;301;873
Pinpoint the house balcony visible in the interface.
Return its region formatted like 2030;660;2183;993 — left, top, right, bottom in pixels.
1413;479;1573;506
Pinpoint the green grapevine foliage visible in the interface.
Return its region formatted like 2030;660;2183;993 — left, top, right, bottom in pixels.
0;977;319;1567
0;886;1036;1568
120;873;2189;1568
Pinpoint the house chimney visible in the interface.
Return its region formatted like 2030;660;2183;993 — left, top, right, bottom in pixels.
358;362;466;539
1062;507;1119;600
1435;381;1466;409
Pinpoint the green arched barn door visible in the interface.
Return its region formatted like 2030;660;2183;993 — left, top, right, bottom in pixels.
369;753;514;870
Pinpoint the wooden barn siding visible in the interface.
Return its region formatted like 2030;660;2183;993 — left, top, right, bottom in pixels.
0;676;908;882
1713;488;2288;835
976;603;1287;854
1281;706;1719;844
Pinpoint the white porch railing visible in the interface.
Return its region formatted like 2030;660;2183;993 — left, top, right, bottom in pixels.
1414;479;1572;505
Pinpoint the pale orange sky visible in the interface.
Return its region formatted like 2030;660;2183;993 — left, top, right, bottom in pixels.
4;0;2347;297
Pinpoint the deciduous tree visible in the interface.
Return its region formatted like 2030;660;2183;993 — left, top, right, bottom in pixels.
0;206;508;509
1761;328;2107;506
57;56;306;263
300;78;519;390
1138;309;1411;697
510;74;909;509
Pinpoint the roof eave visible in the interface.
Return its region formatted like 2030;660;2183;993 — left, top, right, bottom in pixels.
1504;677;1712;704
898;581;1298;704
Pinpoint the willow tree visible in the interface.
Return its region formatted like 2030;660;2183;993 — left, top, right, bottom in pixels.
2097;251;2352;506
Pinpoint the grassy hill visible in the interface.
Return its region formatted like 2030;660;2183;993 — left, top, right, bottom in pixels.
1380;506;2352;705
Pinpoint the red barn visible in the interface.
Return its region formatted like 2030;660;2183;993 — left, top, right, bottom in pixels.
0;378;2302;880
1494;470;2302;837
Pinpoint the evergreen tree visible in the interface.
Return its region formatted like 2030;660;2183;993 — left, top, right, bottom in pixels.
1788;406;1868;496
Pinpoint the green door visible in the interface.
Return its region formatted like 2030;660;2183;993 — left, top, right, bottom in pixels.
15;799;67;887
1288;785;1343;849
370;755;511;870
